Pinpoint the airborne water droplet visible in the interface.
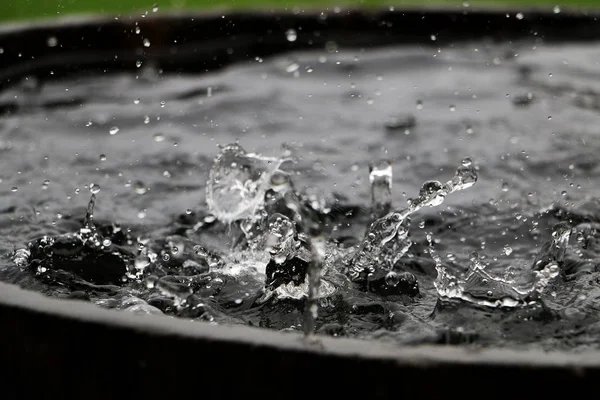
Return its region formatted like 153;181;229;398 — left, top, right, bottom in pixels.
11;187;17;192
102;238;112;247
42;179;50;190
143;38;151;47
553;5;561;14
47;36;58;47
134;181;147;195
502;182;510;192
153;133;165;142
99;154;107;161
90;183;101;194
109;126;119;135
286;29;297;42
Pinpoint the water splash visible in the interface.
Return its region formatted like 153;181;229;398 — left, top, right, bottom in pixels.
429;222;570;308
347;160;478;287
206;144;284;224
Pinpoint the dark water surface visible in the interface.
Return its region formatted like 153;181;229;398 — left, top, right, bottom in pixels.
2;39;600;351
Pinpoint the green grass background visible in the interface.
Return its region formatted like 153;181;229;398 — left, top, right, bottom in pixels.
1;0;600;22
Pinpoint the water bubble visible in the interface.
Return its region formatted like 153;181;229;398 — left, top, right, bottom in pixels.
133;99;140;105
430;34;437;41
516;13;524;20
153;133;165;142
561;190;567;197
503;245;513;256
99;154;107;161
102;238;112;247
109;126;119;135
162;254;170;262
143;38;151;47
137;211;146;219
385;271;400;287
416;100;423;110
41;179;50;190
461;157;472;167
502;182;510;192
152;4;158;12
449;105;456;112
136;60;143;68
47;36;58;47
548;116;552;120
11;187;17;192
90;183;101;194
286;29;297;42
186;208;192;215
553;5;561;14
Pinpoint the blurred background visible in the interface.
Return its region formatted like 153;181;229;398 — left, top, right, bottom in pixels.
1;1;599;23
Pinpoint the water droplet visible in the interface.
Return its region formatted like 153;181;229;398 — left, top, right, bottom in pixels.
503;245;513;256
134;181;147;195
11;187;17;192
133;98;140;104
516;13;524;19
109;126;119;135
286;29;297;42
102;238;112;247
430;34;437;41
136;60;143;68
152;4;158;12
186;208;192;215
416;100;423;110
41;179;50;190
162;253;170;261
449;105;456;112
461;157;472;167
137;210;146;219
553;5;561;14
502;182;510;192
143;38;151;47
47;36;58;47
153;133;165;142
548;116;552;120
99;154;107;161
90;183;101;194
561;190;567;197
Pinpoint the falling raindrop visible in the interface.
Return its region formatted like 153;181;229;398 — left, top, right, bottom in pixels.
143;38;151;47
